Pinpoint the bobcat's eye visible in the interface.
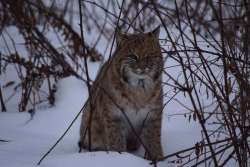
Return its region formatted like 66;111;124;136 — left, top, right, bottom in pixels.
147;55;161;63
127;54;138;61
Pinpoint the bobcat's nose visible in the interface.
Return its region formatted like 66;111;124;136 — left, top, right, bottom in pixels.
135;68;143;74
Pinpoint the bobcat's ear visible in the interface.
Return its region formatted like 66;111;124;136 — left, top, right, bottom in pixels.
150;26;160;38
116;29;127;45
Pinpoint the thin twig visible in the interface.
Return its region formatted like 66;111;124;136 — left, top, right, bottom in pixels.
37;103;87;165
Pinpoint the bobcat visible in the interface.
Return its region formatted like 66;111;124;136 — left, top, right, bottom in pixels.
79;26;164;161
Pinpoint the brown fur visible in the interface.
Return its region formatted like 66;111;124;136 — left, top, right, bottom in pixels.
79;27;164;160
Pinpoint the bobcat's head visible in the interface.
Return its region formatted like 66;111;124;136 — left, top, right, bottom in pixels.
115;27;163;90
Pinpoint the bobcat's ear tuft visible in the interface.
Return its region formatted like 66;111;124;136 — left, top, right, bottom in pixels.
116;29;127;45
151;26;160;38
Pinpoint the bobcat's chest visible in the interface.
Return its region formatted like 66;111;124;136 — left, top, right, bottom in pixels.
122;105;150;130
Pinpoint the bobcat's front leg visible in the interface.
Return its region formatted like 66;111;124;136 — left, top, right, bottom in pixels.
105;113;126;152
141;109;163;161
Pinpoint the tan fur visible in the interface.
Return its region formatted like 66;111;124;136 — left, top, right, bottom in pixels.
79;27;164;160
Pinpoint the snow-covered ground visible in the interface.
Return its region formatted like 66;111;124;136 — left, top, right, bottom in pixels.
2;0;249;165
0;5;203;166
0;74;202;167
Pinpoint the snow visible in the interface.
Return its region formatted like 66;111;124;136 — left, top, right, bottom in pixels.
0;75;202;167
43;152;152;167
0;24;203;167
0;6;203;166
